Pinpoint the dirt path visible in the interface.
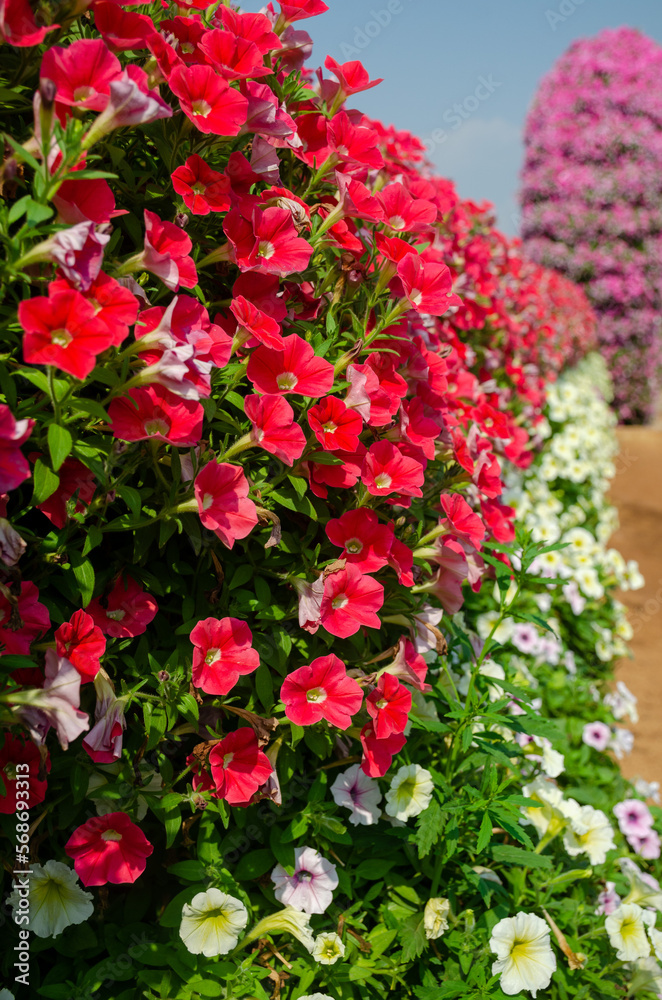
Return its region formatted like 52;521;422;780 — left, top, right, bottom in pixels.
609;426;662;788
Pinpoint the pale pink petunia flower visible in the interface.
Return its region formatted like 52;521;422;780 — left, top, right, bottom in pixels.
614;799;654;839
330;763;382;826
271;847;338;914
582;721;612;752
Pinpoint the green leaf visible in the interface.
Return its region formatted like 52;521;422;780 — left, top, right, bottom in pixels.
271;488;318;520
234;849;274;881
413;799;444;858
490;844;552;869
116;485;143;518
47;423;73;471
255;663;273;712
356;858;396;880
476;810;493;853
32;458;60;505
26;200;53;227
400;913;427;961
167;860;205;881
8;195;30;224
69;552;95;606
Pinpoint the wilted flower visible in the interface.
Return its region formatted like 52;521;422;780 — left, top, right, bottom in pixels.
237;906;314;953
179;888;248;956
424;897;450;939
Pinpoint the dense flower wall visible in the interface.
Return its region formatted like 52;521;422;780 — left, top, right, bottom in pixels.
0;2;659;999
519;26;662;424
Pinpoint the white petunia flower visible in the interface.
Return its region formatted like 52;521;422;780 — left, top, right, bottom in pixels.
179;888;248;956
563;805;615;865
489;911;556;996
299;995;335;1000
605;903;650;961
424;897;450;939
7;860;94;938
312;931;345;964
385;764;434;822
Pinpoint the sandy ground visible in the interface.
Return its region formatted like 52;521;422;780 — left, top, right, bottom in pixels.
610;425;662;787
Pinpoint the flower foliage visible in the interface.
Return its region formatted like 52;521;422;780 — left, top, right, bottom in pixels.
519;26;662;424
0;4;655;1000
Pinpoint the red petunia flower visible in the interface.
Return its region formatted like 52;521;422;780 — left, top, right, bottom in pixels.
93;2;156;53
323;55;383;99
360;722;406;778
347;355;407;427
213;6;281;55
278;0;329;23
65;811;153;886
439;493;485;549
224;207;313;277
0;581;50;655
209;728;272;806
1;0;58;47
327;111;384;170
325;509;393;573
168;63;248;135
387;536;415;587
319;564;384;638
171;154;232;216
308;396;363;452
194;461;258;549
281;653;363;729
37;457;96;529
50;271;138;347
55;609;106;683
244;393;306;465
0;404;34;492
142;209;197;291
108;384;203;447
366;673;411;739
230;295;284;350
397;254;461;316
0;735;50;814
377;183;436;233
159;16;206;63
86;576;158;639
246;333;334;396
307;445;365;499
361;440;424;498
52;170;118;227
41;38;122;112
199;28;273;80
190;617;260;695
233;272;288;323
19;288;115;380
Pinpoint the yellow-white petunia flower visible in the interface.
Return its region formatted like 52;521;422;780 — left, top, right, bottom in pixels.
489;911;556;996
179;888;248;957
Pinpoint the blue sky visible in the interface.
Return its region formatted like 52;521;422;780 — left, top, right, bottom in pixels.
239;0;662;234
